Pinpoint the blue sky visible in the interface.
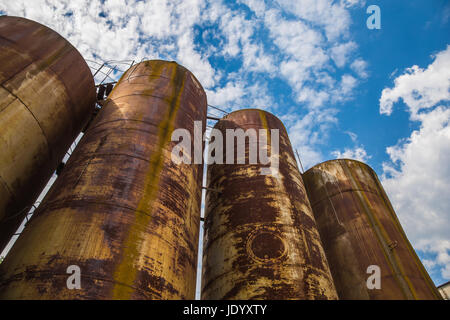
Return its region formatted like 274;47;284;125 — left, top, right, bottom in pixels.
1;0;449;290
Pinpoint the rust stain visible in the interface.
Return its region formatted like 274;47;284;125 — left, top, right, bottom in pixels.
344;162;417;299
0;60;207;300
201;109;337;300
0;16;95;252
111;62;186;299
369;170;440;297
302;159;442;300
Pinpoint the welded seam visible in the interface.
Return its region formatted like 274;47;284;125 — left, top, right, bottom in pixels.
32;198;153;220
0;173;15;210
0;33;93;129
201;262;322;294
28;200;181;251
109;91;194;103
0;84;53;163
309;188;386;208
204;187;311;225
0;94;17;113
0;35;35;86
85;118;161;133
125;74;176;81
73;135;107;189
61;150;174;173
0;271;183;299
88;107;202;134
204;221;317;252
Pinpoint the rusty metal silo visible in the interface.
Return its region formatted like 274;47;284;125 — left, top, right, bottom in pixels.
302;159;441;300
0;16;96;252
201;109;337;300
0;60;207;299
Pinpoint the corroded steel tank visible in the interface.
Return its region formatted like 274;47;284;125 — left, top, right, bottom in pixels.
0;60;207;299
0;16;96;251
201;109;337;300
302;159;441;300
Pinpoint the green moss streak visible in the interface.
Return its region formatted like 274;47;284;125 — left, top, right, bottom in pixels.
111;62;186;299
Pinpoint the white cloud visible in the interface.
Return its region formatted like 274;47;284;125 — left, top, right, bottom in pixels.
346;131;358;142
259;4;363;109
216;8;254;57
0;0;367;115
330;41;357;68
380;45;450;118
0;0;218;88
296;87;330;109
206;81;245;107
242;42;275;73
338;74;357;95
341;0;366;7
380;45;450;281
238;0;266;18
351;58;369;79
199;1;365;113
331;146;371;162
330;131;371;164
275;0;353;40
417;240;450;280
281;108;338;169
206;79;275;111
247;81;277;110
176;31;217;88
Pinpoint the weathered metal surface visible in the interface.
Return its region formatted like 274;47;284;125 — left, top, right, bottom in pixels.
201;109;337;300
0;60;207;299
302;159;442;300
0;16;96;252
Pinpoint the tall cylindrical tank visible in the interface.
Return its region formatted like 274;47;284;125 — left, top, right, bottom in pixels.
302;159;441;300
201;109;337;300
0;16;96;252
0;60;207;299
